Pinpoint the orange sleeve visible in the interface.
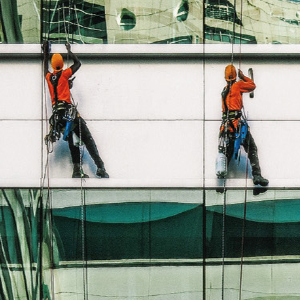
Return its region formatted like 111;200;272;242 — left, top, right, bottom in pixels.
64;68;73;79
238;76;256;93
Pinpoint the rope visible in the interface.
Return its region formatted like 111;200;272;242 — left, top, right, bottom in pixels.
79;117;88;300
74;2;85;44
39;3;46;295
62;3;69;44
221;0;243;298
221;1;249;299
46;0;52;40
41;2;88;298
202;2;206;297
237;1;249;299
239;139;249;300
41;24;55;298
63;2;88;297
238;0;243;69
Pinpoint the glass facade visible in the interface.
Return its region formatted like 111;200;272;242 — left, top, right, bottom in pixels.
1;0;300;44
1;1;300;300
2;188;300;298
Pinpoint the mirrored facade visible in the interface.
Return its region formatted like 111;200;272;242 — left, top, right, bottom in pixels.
2;188;300;298
1;0;300;44
1;0;300;300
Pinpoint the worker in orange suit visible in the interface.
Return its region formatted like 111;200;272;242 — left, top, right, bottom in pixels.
218;64;268;187
43;42;109;179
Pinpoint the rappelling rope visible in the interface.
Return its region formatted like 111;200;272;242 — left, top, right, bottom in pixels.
237;0;250;299
40;1;88;298
221;0;243;298
222;0;249;298
40;0;58;294
202;2;207;297
74;2;85;44
63;1;88;297
41;40;56;300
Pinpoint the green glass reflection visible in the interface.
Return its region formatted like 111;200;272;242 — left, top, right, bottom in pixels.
1;0;300;44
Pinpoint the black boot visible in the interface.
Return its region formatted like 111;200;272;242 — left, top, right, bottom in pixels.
253;187;268;196
253;175;269;186
96;167;109;178
72;163;89;178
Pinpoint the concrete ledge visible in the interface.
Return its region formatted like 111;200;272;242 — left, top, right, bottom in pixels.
1;44;300;58
1;178;300;189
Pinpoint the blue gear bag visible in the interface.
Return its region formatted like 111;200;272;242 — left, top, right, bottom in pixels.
233;121;248;159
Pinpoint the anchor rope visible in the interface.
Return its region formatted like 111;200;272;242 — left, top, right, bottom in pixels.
221;1;248;300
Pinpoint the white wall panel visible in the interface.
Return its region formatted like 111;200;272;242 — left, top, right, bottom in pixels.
0;60;42;120
68;59;203;120
0;121;41;180
47;120;203;182
205;60;300;121
1;45;300;187
54;266;203;300
205;120;300;187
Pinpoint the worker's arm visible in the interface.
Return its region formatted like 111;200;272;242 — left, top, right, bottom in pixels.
238;69;256;92
66;43;81;75
42;41;50;77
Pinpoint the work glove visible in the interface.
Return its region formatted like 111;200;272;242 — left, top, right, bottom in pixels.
42;40;50;53
238;69;245;80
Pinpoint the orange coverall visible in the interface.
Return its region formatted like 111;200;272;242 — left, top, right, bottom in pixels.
219;75;262;177
221;75;255;131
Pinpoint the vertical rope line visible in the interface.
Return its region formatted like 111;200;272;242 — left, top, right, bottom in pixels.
231;0;237;65
222;0;239;298
68;0;72;43
47;0;52;40
48;187;55;300
63;1;87;296
237;1;248;298
238;0;243;69
202;1;206;299
79;117;88;300
48;0;61;41
39;1;45;295
41;14;55;297
42;45;54;298
70;0;75;44
62;3;69;44
239;159;248;300
74;2;84;44
147;191;152;300
221;189;226;300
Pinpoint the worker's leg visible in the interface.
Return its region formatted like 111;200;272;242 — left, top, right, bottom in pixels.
243;131;268;186
226;132;235;165
73;117;109;178
68;134;89;178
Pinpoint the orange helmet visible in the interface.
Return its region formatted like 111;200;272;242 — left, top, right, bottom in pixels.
225;65;236;81
51;53;64;71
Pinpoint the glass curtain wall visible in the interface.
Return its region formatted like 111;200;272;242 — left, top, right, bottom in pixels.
1;0;300;44
2;188;300;298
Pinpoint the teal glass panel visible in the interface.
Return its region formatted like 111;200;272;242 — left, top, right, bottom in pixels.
0;189;43;299
3;188;300;298
206;192;300;259
52;201;203;261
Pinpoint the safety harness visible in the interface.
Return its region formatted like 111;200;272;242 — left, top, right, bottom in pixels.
45;71;77;149
220;82;248;160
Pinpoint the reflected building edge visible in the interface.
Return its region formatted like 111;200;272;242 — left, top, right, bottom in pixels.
0;0;300;44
